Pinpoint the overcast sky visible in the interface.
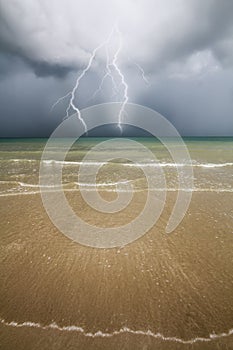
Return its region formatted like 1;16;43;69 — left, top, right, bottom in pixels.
0;0;233;137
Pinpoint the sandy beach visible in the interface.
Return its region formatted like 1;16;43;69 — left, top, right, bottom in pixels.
1;189;233;350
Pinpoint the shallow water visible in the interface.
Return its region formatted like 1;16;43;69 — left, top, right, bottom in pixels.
0;137;232;195
0;137;233;350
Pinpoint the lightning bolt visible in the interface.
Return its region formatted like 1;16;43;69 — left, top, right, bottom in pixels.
133;62;150;85
51;24;145;134
62;40;108;133
88;24;129;133
50;91;71;112
89;45;119;101
51;28;115;133
127;55;150;86
110;25;128;133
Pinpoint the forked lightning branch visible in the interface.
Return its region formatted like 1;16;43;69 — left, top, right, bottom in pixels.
51;24;148;134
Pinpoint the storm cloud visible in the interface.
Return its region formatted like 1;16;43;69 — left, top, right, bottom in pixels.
0;0;233;136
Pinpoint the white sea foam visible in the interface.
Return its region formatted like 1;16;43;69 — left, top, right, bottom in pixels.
75;180;131;187
18;182;42;188
122;162;233;168
42;160;107;166
0;187;233;197
11;159;37;163
42;159;233;168
1;318;233;344
10;180;131;189
3;159;233;168
18;182;62;188
197;162;233;168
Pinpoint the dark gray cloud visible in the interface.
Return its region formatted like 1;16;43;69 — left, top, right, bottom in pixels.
0;0;232;137
25;59;73;78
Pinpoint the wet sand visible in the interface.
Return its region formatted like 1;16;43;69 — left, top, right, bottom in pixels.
1;191;233;349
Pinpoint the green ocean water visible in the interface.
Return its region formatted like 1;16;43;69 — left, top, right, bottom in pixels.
0;137;232;195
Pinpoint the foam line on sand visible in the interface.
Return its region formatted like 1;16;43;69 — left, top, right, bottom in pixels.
1;318;233;344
